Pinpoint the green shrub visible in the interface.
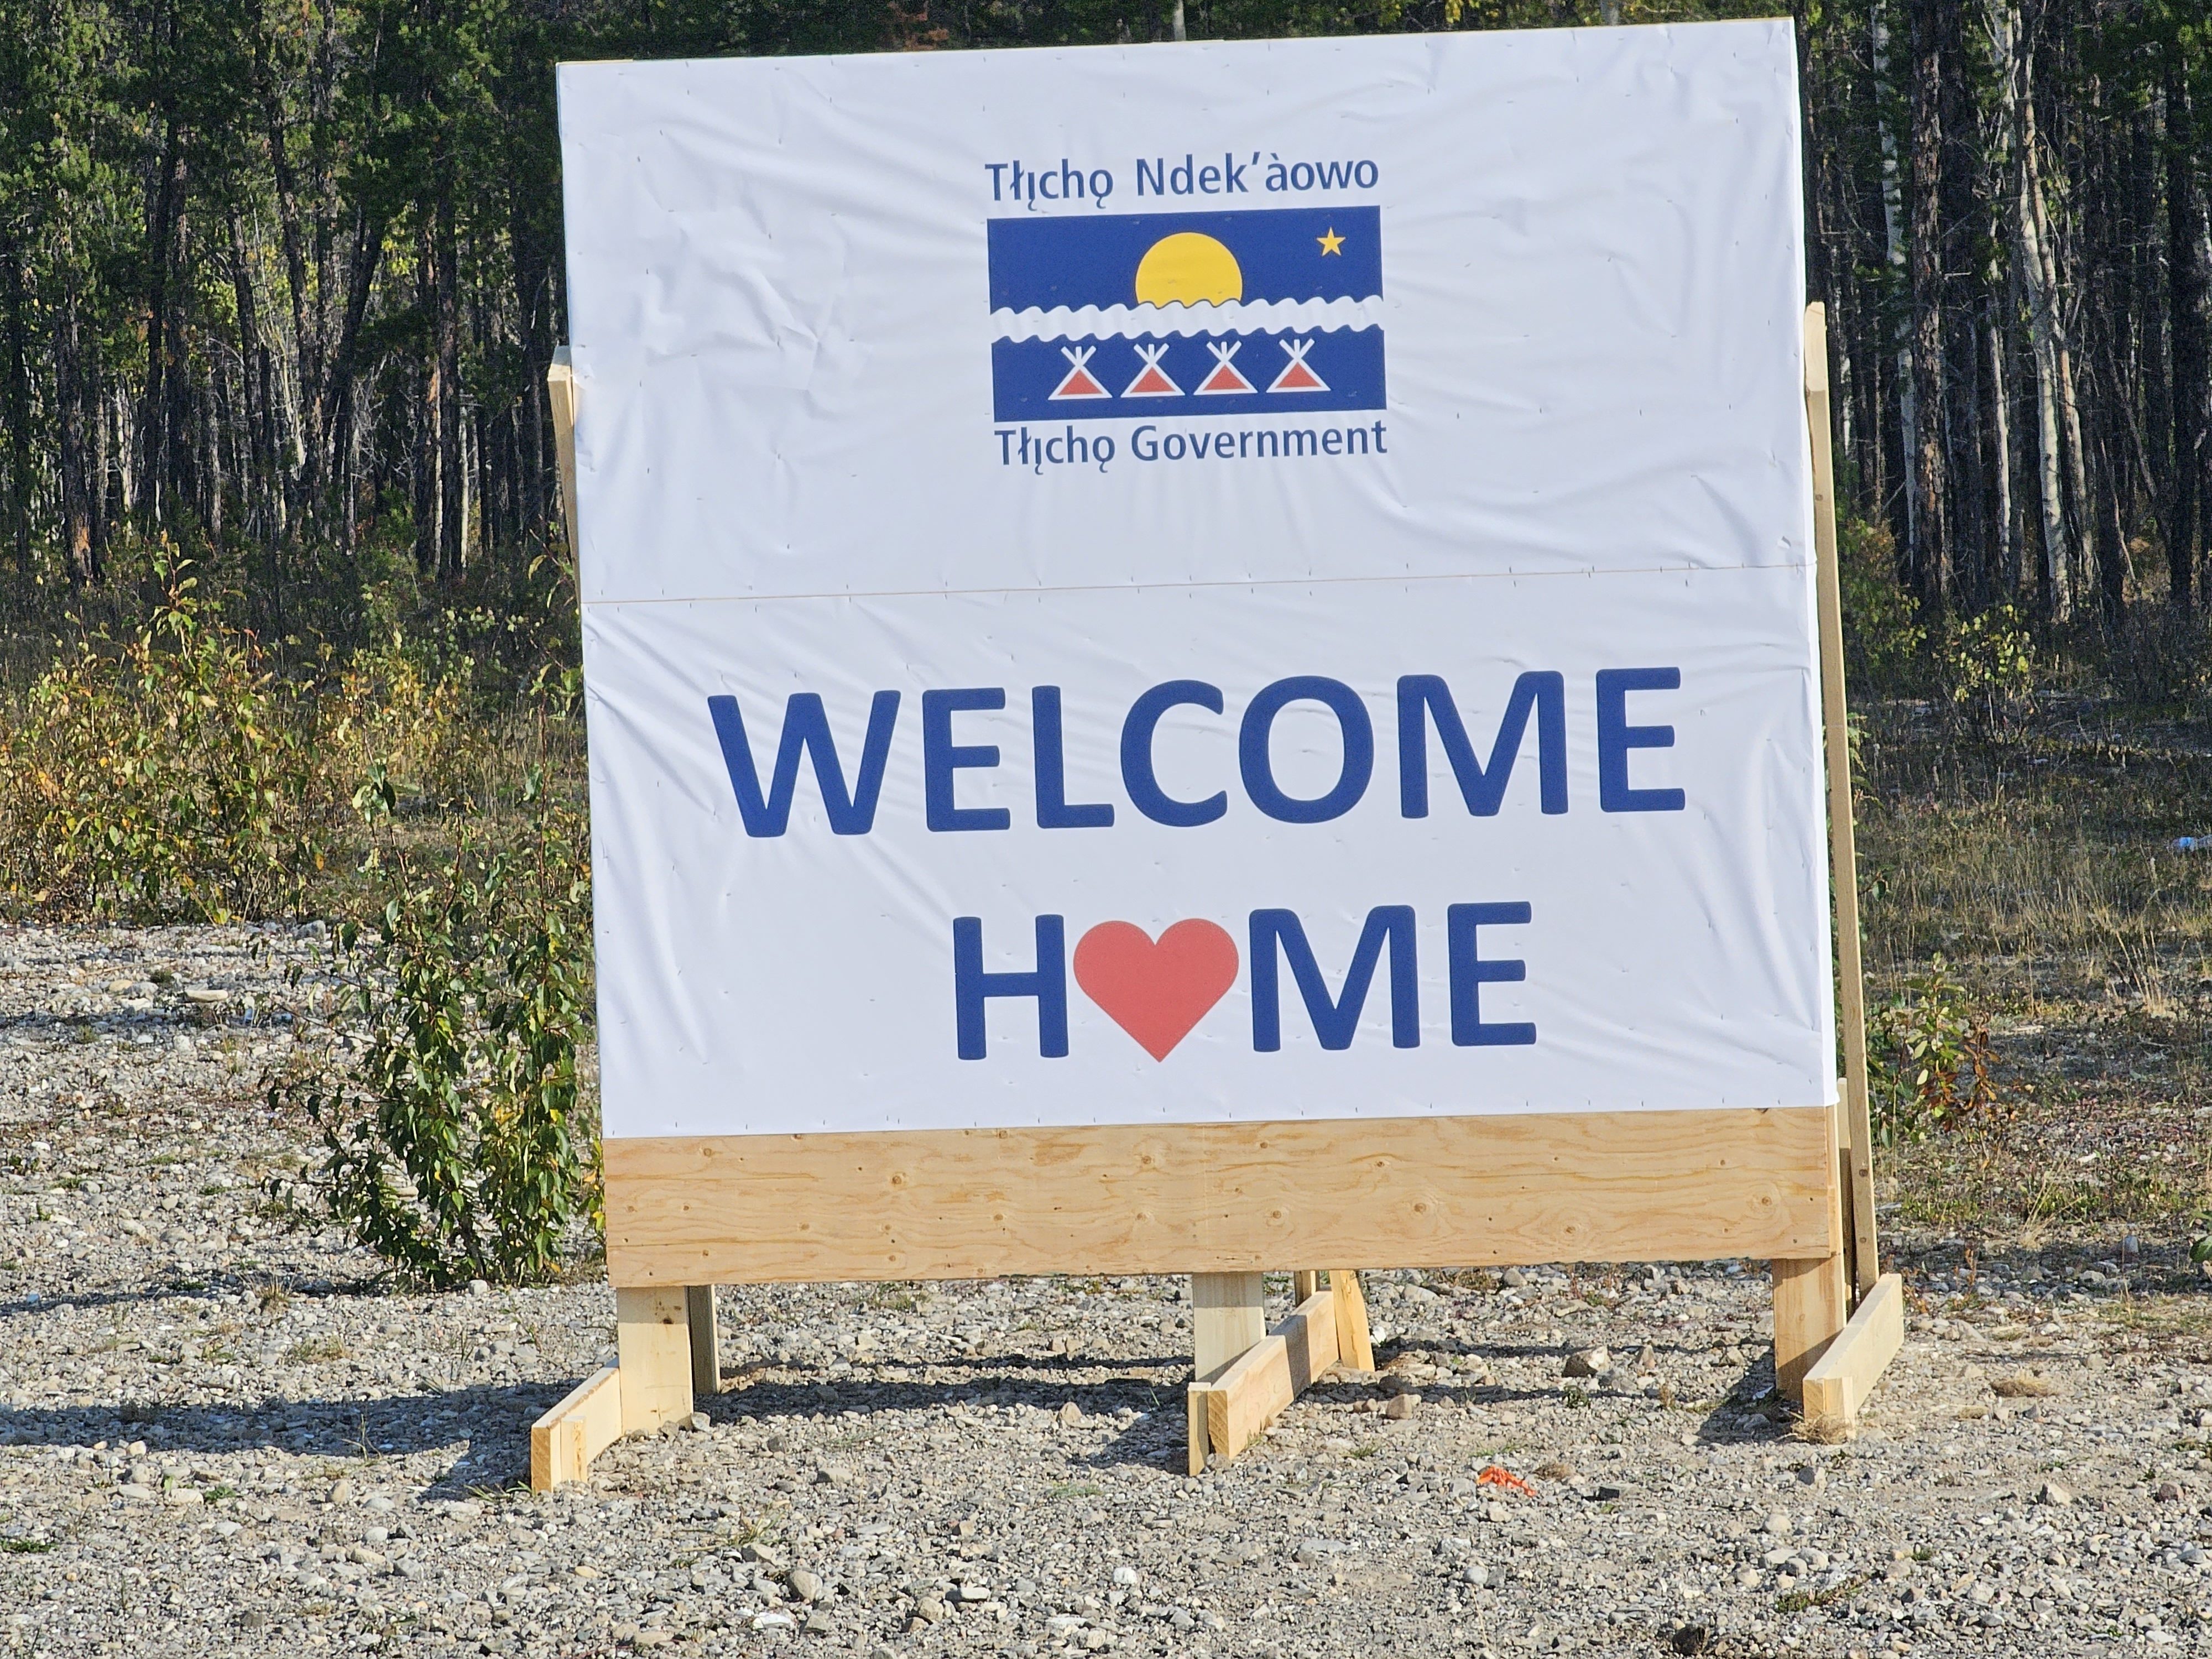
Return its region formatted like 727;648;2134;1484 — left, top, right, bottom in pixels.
1837;517;1926;696
0;561;327;920
1938;604;2037;734
274;770;599;1287
1867;956;2002;1144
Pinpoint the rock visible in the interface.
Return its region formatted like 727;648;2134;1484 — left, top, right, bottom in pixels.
467;1279;491;1298
2156;1481;2185;1503
182;987;227;1004
751;1612;796;1631
1383;1392;1418;1420
635;1631;674;1648
1501;1269;1526;1289
2036;1480;2075;1507
1635;1344;1658;1373
1112;1564;1140;1586
802;1612;836;1636
1058;1401;1083;1426
1564;1347;1610;1378
954;1581;990;1602
683;1412;709;1432
788;1568;825;1603
914;1593;948;1624
743;1542;788;1568
1763;1510;1792;1536
330;1479;356;1505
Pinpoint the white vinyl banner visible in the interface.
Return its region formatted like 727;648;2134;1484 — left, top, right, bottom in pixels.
556;20;1834;1141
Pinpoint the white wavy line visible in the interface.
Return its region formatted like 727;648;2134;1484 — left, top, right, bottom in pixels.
991;296;1383;342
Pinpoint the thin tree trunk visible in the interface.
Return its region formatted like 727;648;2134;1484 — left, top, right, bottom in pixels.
1997;0;2074;619
57;299;95;588
414;219;440;578
0;232;32;573
2168;70;2205;617
1874;2;1916;564
436;191;463;581
141;129;184;528
1987;310;2017;601
1907;0;1949;608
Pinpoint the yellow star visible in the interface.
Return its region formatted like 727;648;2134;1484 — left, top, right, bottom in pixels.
1317;227;1344;256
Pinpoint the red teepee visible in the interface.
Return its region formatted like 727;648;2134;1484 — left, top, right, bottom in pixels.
1121;342;1183;398
1266;337;1329;394
1049;345;1111;400
1195;340;1256;395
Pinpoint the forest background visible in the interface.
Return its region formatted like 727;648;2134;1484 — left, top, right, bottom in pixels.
1;0;2209;1286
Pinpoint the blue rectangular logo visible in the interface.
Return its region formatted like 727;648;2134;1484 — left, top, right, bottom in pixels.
988;206;1385;424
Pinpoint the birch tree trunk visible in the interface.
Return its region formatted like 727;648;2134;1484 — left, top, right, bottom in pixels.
1996;0;2073;620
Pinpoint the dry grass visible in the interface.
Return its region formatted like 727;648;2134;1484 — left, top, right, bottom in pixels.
1989;1370;2059;1399
1859;698;2212;1252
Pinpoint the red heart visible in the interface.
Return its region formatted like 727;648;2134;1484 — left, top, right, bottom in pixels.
1073;920;1240;1061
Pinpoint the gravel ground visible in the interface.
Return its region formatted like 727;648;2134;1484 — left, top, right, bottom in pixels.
4;925;2211;1659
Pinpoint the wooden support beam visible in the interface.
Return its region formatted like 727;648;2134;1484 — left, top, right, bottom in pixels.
530;1366;622;1491
1188;1290;1343;1474
1328;1269;1374;1373
546;349;581;558
1801;1272;1905;1432
685;1284;720;1397
1804;302;1880;1302
1192;1272;1266;1382
1293;1270;1320;1303
1772;1249;1849;1403
615;1284;694;1436
605;1108;1839;1286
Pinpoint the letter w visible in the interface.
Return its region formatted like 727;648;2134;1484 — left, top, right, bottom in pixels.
1397;673;1567;817
1250;906;1418;1051
707;692;900;836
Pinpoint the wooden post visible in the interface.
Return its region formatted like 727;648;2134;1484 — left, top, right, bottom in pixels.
686;1284;720;1397
546;348;581;557
615;1285;694;1436
1771;1098;1850;1403
1804;302;1881;1302
1192;1271;1266;1381
1328;1269;1374;1372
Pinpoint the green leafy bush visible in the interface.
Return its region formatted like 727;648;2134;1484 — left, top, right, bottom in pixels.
0;562;328;920
1867;956;2002;1144
1938;604;2037;734
275;770;600;1287
1837;517;1927;697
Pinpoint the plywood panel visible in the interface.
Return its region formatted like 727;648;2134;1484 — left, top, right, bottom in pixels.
603;1108;1837;1286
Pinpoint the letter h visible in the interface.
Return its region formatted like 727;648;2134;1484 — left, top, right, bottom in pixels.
953;916;1069;1060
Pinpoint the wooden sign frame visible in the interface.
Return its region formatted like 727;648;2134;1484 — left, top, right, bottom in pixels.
529;306;1902;1490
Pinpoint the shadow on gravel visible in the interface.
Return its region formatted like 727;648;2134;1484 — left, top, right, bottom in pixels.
0;1384;558;1496
706;1367;1194;1470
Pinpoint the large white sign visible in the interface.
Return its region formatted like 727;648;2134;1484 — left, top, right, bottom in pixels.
557;21;1833;1141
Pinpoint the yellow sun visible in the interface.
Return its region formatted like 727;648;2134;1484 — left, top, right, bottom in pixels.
1134;233;1242;306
